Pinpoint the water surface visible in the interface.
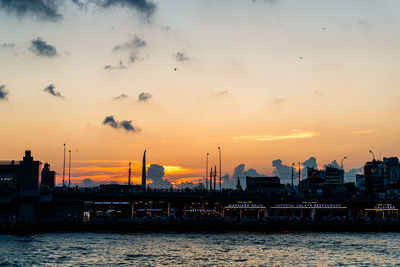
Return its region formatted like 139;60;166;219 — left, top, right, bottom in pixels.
0;232;399;266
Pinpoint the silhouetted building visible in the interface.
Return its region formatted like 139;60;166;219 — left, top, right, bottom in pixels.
41;163;55;189
298;167;323;194
246;176;283;194
356;174;366;192
364;160;384;194
0;160;19;191
383;157;400;186
321;166;344;186
19;150;42;197
236;177;242;192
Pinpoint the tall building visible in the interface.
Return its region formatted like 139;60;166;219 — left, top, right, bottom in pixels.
321;166;344;186
383;157;400;186
19;150;42;197
41;163;56;189
364;160;384;194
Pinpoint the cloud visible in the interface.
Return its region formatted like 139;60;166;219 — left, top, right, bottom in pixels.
30;37;57;57
1;43;15;49
104;60;126;70
229;163;266;189
274;97;287;104
44;84;64;98
82;178;94;187
323;160;340;169
147;164;172;189
120;120;139;132
103;115;119;128
138;92;151;102
94;0;156;21
0;0;63;22
102;115;140;133
212;90;229;97
352;130;374;135
272;159;293;183
114;94;128;100
112;35;146;64
233;129;315;142
174;51;189;62
0;0;157;22
0;85;9;100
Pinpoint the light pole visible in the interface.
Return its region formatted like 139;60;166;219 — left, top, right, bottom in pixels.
291;163;295;190
369;150;375;161
341;156;347;170
298;162;301;183
68;150;71;189
62;143;66;188
206;152;209;192
218;147;221;191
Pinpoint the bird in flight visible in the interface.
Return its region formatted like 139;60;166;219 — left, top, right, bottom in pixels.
322;27;327;31
174;67;177;71
298;56;303;60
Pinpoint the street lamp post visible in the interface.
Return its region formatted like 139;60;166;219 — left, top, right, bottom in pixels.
341;156;347;170
206;152;209;192
218;147;221;191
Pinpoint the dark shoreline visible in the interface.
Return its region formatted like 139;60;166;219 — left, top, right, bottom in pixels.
1;222;399;234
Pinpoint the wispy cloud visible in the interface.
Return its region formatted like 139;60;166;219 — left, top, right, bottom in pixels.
44;84;64;98
352;130;374;135
174;51;189;62
114;94;129;100
233;129;315;142
30;37;57;57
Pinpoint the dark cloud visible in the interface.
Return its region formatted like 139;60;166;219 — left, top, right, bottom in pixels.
114;94;128;100
120;120;139;133
104;60;126;70
44;84;64;98
82;178;94;187
103;115;119;128
0;0;156;22
0;85;9;100
302;157;318;177
0;0;63;22
272;159;293;183
30;37;57;57
231;163;265;189
147;164;172;189
94;0;156;21
138;92;151;102
175;51;189;62
102;115;140;133
324;160;341;169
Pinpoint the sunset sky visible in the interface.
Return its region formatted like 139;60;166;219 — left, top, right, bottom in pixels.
1;0;400;187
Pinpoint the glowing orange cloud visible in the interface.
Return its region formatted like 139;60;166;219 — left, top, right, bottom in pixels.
233;129;315;142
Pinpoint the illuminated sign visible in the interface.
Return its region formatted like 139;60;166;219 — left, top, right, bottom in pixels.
137;209;163;212
185;209;216;213
271;203;346;209
225;203;265;209
365;204;398;211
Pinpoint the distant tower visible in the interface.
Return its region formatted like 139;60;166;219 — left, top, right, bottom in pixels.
236;177;242;192
141;150;147;191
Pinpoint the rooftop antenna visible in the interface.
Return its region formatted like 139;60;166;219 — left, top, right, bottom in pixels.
209;167;213;192
68;149;71;188
214;165;217;192
62;144;66;188
291;163;295;189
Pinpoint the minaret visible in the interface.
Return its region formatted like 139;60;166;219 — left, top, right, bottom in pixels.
236;176;242;192
141;150;146;191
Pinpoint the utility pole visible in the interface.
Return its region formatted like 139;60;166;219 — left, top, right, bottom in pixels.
62;143;66;188
369;150;375;161
291;163;295;189
206;153;209;192
298;162;301;183
214;166;217;192
218;147;221;191
68;150;71;188
128;162;131;188
210;166;214;193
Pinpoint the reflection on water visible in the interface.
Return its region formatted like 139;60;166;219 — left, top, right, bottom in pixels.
0;232;399;266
